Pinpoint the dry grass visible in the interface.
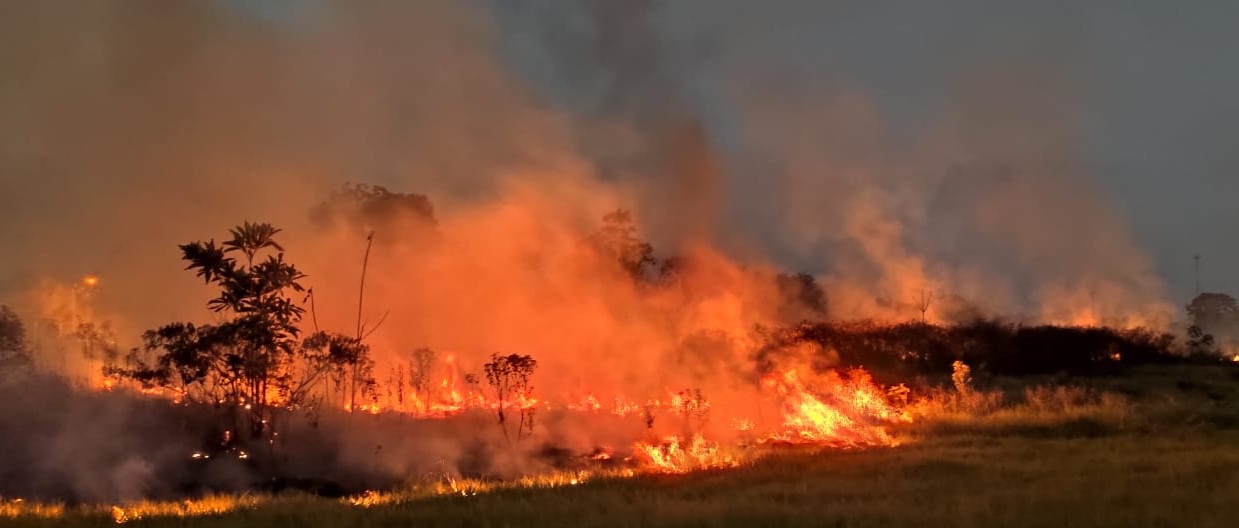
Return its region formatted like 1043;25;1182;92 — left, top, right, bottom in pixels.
107;495;263;524
0;499;63;520
902;384;1134;437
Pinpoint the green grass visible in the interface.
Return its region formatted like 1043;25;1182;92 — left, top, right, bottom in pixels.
7;365;1239;528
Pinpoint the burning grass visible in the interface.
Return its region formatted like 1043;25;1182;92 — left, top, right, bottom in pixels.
0;495;261;525
6;365;1236;527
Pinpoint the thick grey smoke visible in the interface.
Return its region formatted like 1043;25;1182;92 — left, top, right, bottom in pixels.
487;0;725;250
0;0;1214;329
490;0;1172;324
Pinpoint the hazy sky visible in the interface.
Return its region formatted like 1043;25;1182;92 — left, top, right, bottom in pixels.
220;0;1237;305
483;0;1239;306
4;0;1237;314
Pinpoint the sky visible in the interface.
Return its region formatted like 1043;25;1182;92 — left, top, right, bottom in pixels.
481;0;1239;305
222;0;1237;304
2;0;1237;322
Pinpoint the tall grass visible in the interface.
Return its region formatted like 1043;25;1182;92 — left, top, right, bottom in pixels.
905;383;1133;437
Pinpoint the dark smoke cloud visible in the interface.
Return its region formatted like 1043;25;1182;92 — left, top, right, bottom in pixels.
491;0;1172;323
487;0;725;250
491;0;1239;307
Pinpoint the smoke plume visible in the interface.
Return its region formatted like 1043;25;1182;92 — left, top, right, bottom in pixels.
0;0;1178;500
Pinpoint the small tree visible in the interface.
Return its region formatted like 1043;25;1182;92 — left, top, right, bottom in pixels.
111;222;371;444
408;347;436;412
0;305;31;375
589;209;656;281
776;273;827;322
1186;293;1238;323
1187;293;1239;346
386;363;405;409
673;388;710;438
483;353;537;443
914;289;934;323
1187;325;1217;357
309;183;436;244
74;321;120;367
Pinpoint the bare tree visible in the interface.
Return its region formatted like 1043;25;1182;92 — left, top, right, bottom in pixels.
914;288;934;323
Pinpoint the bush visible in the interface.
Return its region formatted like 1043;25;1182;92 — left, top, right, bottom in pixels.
766;320;1183;380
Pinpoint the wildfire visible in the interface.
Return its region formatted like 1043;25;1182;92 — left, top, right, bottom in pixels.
92;348;907;476
108;495;260;524
346;490;391;508
759;367;906;447
634;435;737;473
2;361;910;522
1;498;64;519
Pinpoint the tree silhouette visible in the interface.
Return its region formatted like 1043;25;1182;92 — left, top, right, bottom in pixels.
673;388;710;438
776;273;827;322
914;289;934;323
483;353;537;443
589;209;656;281
1186;292;1239;347
309;183;436;244
1187;325;1217;357
408;347;436;412
1187;293;1237;325
110;222;371;444
0;306;30;373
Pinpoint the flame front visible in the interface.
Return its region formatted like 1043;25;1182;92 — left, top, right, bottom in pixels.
763;368;905;446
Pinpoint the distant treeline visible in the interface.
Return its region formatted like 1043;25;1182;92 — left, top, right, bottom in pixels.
760;321;1211;382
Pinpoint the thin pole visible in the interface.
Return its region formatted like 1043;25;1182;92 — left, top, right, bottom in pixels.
351;231;375;412
1194;254;1201;296
357;232;374;339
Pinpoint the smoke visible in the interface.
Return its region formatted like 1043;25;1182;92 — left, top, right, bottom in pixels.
487;0;1172;325
0;0;1182;500
0;0;575;332
0;0;1175;334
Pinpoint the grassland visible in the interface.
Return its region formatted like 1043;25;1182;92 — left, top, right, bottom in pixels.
6;365;1238;528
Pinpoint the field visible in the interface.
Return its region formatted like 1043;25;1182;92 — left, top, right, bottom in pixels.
5;364;1237;528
